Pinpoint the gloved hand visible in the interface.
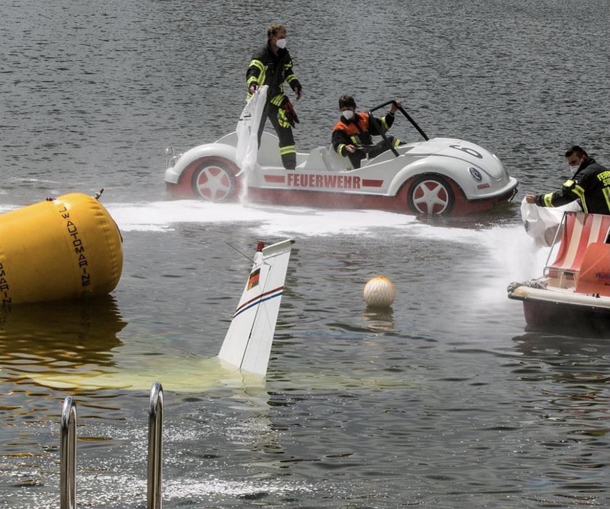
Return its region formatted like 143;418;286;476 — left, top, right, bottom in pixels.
525;193;537;204
282;99;300;127
295;86;303;101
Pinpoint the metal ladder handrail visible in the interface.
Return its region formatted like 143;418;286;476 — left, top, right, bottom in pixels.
60;396;77;509
148;382;164;509
59;383;164;509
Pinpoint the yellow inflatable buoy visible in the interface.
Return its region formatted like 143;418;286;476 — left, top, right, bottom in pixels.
0;193;123;305
363;276;396;308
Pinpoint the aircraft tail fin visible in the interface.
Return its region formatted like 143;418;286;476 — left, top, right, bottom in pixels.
218;238;295;376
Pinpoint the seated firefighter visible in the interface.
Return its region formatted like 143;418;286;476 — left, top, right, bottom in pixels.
331;95;402;169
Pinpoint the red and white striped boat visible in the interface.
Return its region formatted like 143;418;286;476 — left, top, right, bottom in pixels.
508;211;610;331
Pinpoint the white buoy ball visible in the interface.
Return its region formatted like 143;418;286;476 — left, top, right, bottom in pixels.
363;276;396;307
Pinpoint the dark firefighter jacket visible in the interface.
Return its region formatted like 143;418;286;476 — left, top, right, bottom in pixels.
246;44;302;107
535;157;610;214
332;112;395;157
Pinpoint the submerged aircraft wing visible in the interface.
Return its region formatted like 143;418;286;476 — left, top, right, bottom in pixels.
13;239;295;392
218;238;295;376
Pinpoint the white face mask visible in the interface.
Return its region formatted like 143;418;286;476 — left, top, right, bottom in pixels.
569;165;580;175
342;110;354;120
275;38;287;49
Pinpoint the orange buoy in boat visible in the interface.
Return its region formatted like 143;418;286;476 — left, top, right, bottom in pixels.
0;193;123;305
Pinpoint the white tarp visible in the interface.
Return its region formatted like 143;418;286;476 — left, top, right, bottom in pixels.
235;85;268;196
521;197;581;247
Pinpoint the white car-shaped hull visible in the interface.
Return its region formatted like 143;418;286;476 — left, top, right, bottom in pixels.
164;103;518;216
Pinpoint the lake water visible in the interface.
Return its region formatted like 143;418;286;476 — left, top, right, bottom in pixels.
1;0;609;507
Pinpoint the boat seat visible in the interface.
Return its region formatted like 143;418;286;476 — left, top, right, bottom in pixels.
545;211;610;287
322;146;354;171
297;147;329;171
295;146;354;172
574;243;610;296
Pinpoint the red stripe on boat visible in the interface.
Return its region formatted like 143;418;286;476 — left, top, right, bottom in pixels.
362;179;383;187
547;212;610;277
264;175;286;184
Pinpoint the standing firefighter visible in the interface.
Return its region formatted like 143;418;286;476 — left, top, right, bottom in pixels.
246;23;303;170
525;146;610;214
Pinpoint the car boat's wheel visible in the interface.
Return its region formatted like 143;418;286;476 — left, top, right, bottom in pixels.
408;175;455;215
191;158;237;202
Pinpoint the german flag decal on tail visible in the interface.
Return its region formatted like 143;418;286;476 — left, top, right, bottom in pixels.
247;268;260;290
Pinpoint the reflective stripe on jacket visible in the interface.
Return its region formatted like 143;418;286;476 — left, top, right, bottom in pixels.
332;112;394;156
536;158;610;214
246;44;301;106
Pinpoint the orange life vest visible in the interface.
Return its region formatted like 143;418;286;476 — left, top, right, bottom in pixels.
333;112;370;137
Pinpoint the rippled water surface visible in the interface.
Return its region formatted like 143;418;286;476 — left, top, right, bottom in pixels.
1;0;609;507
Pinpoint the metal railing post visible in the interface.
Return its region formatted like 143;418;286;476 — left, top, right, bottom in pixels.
147;382;164;509
60;396;77;509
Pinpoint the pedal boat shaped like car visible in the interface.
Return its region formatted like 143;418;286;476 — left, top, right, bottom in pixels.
164;101;518;216
508;211;610;331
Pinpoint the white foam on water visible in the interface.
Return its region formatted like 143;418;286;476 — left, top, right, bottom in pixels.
106;200;528;244
106;200;421;235
107;200;548;280
463;222;552;308
481;223;551;281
